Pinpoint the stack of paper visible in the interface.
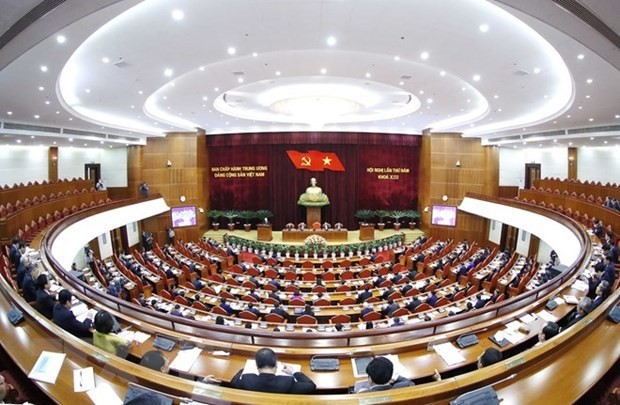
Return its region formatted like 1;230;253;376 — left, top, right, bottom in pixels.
434;342;466;366
169;347;202;373
29;351;66;384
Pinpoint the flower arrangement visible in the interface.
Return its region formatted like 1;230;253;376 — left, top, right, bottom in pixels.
304;234;327;253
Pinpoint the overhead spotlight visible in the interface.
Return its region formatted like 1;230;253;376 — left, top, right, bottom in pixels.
102;57;110;63
479;24;489;32
171;9;184;20
420;51;429;60
40;65;48;72
326;36;337;46
472;74;481;81
227;47;236;55
56;35;66;44
164;68;174;77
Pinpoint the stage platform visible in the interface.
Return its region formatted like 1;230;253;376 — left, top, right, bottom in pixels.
203;227;425;246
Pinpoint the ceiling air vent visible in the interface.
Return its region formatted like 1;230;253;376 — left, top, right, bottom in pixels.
232;71;245;76
3;122;61;133
553;0;620;48
400;75;412;80
0;0;66;51
567;125;620;134
514;69;529;76
113;59;129;68
63;129;106;138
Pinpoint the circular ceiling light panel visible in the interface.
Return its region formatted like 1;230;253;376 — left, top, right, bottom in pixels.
213;76;420;127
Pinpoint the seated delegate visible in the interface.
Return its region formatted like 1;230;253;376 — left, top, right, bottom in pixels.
231;348;316;394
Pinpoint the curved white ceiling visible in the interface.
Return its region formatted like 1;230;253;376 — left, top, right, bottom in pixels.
1;0;619;148
57;0;573;137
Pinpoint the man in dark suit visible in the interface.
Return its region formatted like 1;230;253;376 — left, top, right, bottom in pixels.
601;256;616;285
219;298;235;315
270;303;288;319
231;348;315;394
563;297;593;329
358;356;413;392
400;280;413;296
382;299;399;317
406;296;423;313
426;291;438;307
360;302;374;319
357;286;372;304
53;290;92;338
592;280;610;310
246;303;261;317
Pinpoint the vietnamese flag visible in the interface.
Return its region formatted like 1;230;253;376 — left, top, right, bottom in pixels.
287;150;345;172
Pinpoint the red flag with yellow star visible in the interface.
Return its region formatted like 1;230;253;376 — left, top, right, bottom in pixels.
286;150;345;172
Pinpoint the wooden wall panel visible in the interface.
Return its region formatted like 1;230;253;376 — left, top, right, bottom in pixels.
568;147;578;180
48;147;58;182
418;133;499;245
133;132;208;245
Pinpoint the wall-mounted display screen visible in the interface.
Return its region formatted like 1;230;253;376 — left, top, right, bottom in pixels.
171;206;197;228
431;205;457;227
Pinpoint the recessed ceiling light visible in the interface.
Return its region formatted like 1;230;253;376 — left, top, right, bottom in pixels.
30;135;35;139
326;36;337;46
577;54;584;60
320;68;327;74
497;108;502;112
615;114;620;119
585;95;591;99
588;118;594;122
523;141;527;144
56;35;66;44
566;114;571;118
45;101;50;105
365;72;371;78
393;56;400;61
227;47;236;55
479;24;489;32
84;143;88;146
202;96;208;101
34;114;40;119
426;98;433;104
578;106;583;109
68;118;73;121
16;139;21;143
439;71;446;76
493;95;499;99
568;142;573;145
214;87;219;92
275;71;281;76
171;9;184;20
53;141;56;145
420;51;429;60
40;65;48;72
7;111;12;115
604;141;608;144
539;144;542;147
237;77;244;83
85;89;90;93
472;74;481;81
586;78;593;84
252;52;258;57
399;81;404;86
553;139;557;143
100;141;104;144
590;136;594;140
164;68;174;77
38;86;44;91
533;67;541;74
544;94;548;99
419;90;424;95
102;57;110;64
466;99;471;103
199;66;205;71
461;87;466;91
138;90;143;95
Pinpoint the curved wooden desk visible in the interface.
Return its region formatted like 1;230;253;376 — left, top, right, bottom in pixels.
1;194;617;404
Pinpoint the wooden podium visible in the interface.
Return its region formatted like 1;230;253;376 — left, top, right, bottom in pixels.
257;224;273;241
359;224;375;241
305;206;322;226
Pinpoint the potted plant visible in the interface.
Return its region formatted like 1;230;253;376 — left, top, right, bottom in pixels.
355;209;374;225
404;210;421;229
390;210;406;230
207;209;223;231
239;210;256;232
256;209;273;224
223;210;238;231
374;209;389;231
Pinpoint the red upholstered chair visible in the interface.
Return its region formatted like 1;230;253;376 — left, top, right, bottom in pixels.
263;297;279;305
405;288;419;297
322;261;333;269
211;306;229;316
435;297;449;307
391;308;410;318
241;295;258;303
175;295;189;306
297;315;317;325
192;301;208;311
289;299;305;307
314;298;331;307
312;286;327;293
238;311;258;321
330;314;351;324
160;290;172;300
339;297;356;305
362;311;382;321
340;270;354;280
366;296;380;303
302;272;316;281
264;313;287;324
284;271;297;281
414;303;432;313
322;271;336;281
335;285;351;292
301;261;314;269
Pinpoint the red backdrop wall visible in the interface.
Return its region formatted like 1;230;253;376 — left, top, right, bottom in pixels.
208;132;421;229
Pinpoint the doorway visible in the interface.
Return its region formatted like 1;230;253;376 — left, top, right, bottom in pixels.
84;163;101;183
524;163;541;190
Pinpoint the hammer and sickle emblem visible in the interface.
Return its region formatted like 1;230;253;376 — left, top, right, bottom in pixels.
301;156;312;166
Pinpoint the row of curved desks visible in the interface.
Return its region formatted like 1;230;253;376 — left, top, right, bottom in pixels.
0;194;617;404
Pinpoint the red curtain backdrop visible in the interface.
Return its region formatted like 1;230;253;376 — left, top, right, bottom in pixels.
208;132;420;229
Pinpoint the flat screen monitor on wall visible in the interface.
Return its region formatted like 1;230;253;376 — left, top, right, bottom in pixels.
431;205;457;227
171;206;197;228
